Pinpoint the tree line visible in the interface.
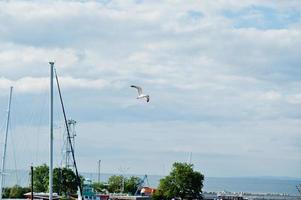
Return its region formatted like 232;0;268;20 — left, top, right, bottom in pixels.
32;164;143;195
3;185;30;198
93;175;142;194
2;162;204;200
92;162;204;199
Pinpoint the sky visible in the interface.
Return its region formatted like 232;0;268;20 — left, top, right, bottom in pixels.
0;0;300;179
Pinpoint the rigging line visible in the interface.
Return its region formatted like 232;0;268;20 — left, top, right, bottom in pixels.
0;107;9;149
9;96;20;185
54;69;83;197
54;87;65;168
59;124;65;168
58;111;68;168
12;104;24;172
34;89;48;165
8;120;19;185
60;126;68;168
53;88;64;168
10;94;27;169
0;113;7;137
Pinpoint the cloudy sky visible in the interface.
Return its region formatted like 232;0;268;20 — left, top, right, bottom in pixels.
0;0;300;178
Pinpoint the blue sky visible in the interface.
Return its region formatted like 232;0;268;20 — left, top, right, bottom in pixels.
0;0;300;178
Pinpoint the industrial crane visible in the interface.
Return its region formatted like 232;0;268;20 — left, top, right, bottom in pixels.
134;175;149;196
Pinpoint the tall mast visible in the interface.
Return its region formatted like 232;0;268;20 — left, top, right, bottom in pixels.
49;62;54;200
98;160;101;183
0;86;13;200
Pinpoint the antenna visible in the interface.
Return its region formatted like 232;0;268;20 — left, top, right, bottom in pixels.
188;152;192;164
64;119;77;169
98;160;101;183
119;166;129;193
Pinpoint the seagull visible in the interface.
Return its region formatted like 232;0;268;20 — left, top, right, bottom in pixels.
130;85;150;102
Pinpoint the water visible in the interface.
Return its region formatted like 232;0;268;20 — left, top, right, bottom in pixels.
203;177;301;195
4;170;301;196
82;173;301;196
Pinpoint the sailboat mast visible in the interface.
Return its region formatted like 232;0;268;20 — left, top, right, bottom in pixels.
49;62;54;200
0;86;13;200
54;70;83;198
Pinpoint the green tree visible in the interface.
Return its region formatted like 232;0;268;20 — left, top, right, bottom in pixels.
9;185;30;198
2;185;31;198
53;167;78;195
3;187;11;198
92;182;108;193
107;175;123;193
152;189;167;200
32;164;79;195
107;175;142;194
33;164;49;192
154;162;204;200
125;176;141;195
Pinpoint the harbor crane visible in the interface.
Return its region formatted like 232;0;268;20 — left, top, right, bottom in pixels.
297;184;301;195
134;175;149;196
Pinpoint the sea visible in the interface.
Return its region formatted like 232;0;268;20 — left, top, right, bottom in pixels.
4;170;301;196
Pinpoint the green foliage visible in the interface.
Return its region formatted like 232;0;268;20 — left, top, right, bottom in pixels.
32;164;79;195
107;175;141;194
2;185;30;198
92;182;108;193
53;167;78;195
3;187;11;198
152;189;168;200
108;175;123;193
156;162;204;200
33;164;49;192
125;176;141;195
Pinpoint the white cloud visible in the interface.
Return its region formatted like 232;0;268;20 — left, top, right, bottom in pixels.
0;76;108;94
287;94;301;104
260;91;282;101
0;44;79;70
0;0;300;177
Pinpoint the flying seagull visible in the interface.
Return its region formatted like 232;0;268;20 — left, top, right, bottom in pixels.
131;85;150;102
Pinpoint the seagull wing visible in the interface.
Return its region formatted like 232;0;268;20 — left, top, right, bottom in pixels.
131;85;143;95
146;96;150;102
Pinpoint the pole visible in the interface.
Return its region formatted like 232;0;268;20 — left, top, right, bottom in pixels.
54;70;83;198
98;160;101;183
189;152;192;164
122;178;124;193
119;167;129;194
49;62;54;200
0;86;13;200
31;166;34;200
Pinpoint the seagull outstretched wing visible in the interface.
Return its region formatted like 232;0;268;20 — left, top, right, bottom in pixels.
131;85;143;95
